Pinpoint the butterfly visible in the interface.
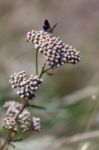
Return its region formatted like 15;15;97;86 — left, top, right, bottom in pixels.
43;19;57;33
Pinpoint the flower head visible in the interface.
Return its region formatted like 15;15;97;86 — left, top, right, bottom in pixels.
32;117;41;131
26;30;80;68
9;71;26;88
9;72;43;99
3;101;41;132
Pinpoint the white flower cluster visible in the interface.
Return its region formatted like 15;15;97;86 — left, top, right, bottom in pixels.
26;30;80;68
9;71;26;88
3;101;41;132
9;71;42;99
32;117;41;131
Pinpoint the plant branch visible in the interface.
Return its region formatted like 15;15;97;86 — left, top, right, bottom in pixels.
0;130;12;150
39;63;46;78
15;98;29;120
39;64;52;79
35;49;39;75
0;98;29;150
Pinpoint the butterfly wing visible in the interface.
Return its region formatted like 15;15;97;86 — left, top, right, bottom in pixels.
44;20;50;27
43;25;49;31
43;19;51;32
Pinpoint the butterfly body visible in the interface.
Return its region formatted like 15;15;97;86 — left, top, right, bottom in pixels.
43;19;57;33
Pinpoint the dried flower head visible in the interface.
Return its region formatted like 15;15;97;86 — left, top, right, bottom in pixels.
9;72;43;99
3;101;41;132
26;30;80;68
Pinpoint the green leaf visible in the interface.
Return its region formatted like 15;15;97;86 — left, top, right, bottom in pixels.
11;138;23;142
46;72;53;76
27;104;47;110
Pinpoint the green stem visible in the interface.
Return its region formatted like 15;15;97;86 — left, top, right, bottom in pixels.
35;49;39;75
44;67;52;73
39;64;52;79
39;63;46;79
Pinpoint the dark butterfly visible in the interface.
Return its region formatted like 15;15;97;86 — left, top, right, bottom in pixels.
43;19;57;33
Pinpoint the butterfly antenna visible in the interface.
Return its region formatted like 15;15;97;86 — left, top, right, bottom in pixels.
52;23;57;30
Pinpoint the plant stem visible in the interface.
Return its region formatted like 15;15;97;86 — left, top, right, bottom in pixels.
0;130;12;150
39;65;52;78
35;49;39;75
15;98;28;121
44;67;52;73
39;63;46;78
0;98;29;150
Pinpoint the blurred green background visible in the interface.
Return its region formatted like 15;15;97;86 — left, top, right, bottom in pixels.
0;0;99;150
